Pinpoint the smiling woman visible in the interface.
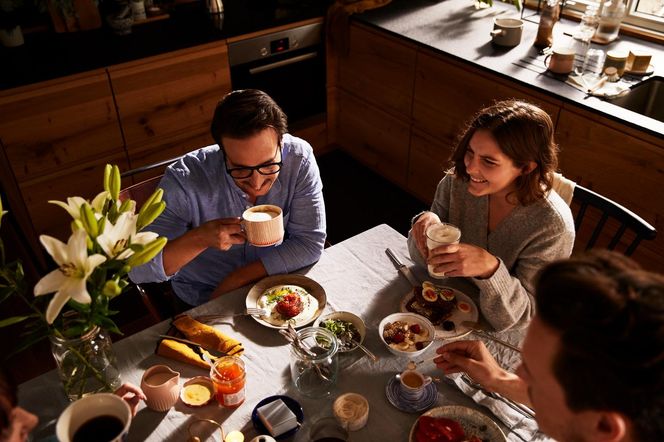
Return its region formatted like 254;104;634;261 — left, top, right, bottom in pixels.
407;99;576;333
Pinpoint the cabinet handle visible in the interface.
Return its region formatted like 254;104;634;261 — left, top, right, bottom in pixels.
248;52;318;75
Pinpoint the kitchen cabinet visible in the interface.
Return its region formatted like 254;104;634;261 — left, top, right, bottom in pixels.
330;21;664;273
109;41;232;182
0;70;126;242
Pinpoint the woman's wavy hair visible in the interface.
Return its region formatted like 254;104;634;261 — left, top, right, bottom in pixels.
536;250;664;441
210;89;288;146
450;99;558;205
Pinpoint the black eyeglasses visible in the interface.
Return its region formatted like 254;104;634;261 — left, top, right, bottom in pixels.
222;145;282;179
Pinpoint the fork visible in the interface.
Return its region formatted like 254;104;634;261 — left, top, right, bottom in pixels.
196;308;268;322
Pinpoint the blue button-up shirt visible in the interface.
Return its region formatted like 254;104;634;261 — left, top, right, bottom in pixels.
129;134;326;305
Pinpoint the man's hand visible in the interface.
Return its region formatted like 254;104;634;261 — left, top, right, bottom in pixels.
428;243;499;279
196;218;245;251
210;260;268;299
163;217;245;276
114;382;147;417
411;212;442;259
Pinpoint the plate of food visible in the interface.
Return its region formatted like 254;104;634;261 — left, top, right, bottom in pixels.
246;274;326;329
400;281;478;339
409;405;507;442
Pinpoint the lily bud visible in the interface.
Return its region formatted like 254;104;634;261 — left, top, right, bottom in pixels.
140;189;164;217
102;280;122;298
104;164;112;193
71;219;84;232
109;165;121;201
137;201;166;231
118;199;135;214
80;204;99;238
126;237;167;268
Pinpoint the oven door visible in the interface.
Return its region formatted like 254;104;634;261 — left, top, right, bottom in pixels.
228;23;326;124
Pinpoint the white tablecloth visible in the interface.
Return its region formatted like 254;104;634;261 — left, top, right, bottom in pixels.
20;224;535;441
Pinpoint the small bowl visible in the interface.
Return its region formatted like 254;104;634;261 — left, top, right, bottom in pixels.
379;313;435;358
313;311;366;353
180;376;215;407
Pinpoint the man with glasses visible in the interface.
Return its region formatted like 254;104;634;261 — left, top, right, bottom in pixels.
130;89;326;308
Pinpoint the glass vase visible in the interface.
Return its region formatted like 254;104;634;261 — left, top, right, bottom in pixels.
49;326;122;401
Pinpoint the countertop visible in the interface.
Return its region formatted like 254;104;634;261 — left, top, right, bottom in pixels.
0;0;329;90
354;0;664;139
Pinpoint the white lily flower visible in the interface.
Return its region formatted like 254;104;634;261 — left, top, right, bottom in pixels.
34;229;107;324
49;197;87;220
97;212;158;260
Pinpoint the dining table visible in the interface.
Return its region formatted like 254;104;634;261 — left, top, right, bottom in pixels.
19;224;542;442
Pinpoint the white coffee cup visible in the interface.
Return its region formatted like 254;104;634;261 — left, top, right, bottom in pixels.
242;204;284;247
399;370;433;402
490;18;524;47
426;223;461;278
56;393;132;442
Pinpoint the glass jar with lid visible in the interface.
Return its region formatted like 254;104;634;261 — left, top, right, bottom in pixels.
290;327;339;398
594;0;626;43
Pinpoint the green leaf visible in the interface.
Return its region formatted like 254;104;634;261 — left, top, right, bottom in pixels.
0;315;31;327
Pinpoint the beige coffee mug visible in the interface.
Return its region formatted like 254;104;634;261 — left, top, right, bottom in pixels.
56;393;132;442
545;47;575;75
242;204;284;247
426;223;461;279
490;18;524;47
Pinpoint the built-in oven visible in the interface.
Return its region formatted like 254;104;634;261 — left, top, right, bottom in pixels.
228;22;325;125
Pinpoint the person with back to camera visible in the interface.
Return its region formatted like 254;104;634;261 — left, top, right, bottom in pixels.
129;89;326;309
434;250;664;442
408;99;575;332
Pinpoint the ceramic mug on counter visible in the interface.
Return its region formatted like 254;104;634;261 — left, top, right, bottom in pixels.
490;18;524;47
545;47;575;75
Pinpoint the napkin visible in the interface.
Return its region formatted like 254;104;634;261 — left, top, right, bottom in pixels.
156;338;216;369
451;374;551;442
172;314;244;356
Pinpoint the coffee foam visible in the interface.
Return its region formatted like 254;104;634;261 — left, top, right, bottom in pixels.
427;224;460;243
243;211;276;222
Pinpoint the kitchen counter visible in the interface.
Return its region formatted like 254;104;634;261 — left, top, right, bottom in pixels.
0;0;329;90
354;0;664;139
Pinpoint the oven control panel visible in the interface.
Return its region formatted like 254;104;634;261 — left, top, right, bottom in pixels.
228;22;322;66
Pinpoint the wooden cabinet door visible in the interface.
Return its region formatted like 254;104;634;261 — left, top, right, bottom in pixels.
19;153;130;239
556;107;664;274
408;129;454;204
413;49;562;148
336;90;410;187
339;23;417;120
109;41;232;165
0;70;125;182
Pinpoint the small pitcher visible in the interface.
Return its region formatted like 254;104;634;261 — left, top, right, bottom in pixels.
141;365;181;411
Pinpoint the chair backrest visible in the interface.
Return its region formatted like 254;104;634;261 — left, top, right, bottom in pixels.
119;175;163;207
572;184;656;256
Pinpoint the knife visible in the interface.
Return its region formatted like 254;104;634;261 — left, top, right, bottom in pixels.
460;321;522;353
385;248;420;288
158;334;226;358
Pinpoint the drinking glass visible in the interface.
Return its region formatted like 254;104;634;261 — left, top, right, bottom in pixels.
290;327;338;398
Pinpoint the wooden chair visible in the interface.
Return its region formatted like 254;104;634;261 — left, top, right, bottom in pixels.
119;157;183;323
572;184;656;256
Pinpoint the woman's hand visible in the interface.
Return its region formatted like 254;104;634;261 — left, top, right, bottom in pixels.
428;242;499;279
411;212;442;259
114;382;147;417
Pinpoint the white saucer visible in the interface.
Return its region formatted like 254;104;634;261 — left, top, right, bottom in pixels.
385;376;437;413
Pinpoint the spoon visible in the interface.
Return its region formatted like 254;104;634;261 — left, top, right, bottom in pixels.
279;329;333;383
340;336;379;362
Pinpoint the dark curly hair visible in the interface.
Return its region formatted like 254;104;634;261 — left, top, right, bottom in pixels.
536;250;664;441
210;89;288;146
450;99;558;205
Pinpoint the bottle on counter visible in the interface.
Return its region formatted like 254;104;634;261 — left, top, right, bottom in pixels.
594;0;626;43
570;3;600;74
534;0;561;48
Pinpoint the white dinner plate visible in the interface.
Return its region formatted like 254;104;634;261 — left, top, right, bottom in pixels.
409;405;507;442
246;274;326;329
400;285;478;339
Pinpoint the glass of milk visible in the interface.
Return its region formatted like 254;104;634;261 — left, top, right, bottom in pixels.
425;223;461;278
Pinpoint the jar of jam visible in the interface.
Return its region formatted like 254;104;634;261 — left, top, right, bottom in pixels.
210;356;246;408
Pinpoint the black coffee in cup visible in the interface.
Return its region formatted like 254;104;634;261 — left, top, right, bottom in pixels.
73;415;124;442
